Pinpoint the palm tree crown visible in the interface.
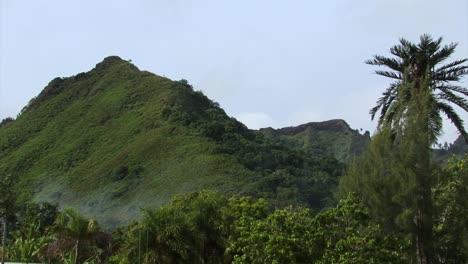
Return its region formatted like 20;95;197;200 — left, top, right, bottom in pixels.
366;34;468;143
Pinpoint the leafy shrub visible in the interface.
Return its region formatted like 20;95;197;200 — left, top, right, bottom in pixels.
0;117;15;128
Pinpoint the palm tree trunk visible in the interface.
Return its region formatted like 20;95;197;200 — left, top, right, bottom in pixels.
1;219;6;264
75;239;79;264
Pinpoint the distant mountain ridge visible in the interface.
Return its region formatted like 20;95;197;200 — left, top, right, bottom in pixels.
269;119;362;135
260;119;371;162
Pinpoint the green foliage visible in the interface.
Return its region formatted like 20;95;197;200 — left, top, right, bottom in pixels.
1;202;58;263
338;112;437;259
0;172;17;232
432;155;468;263
54;208;100;241
337;130;406;231
228;207;317;264
4;191;412;263
61;251;98;264
313;193;407;264
114;190;231;264
6;222;52;263
228;192;406;264
50;208;110;263
245;164;341;209
18;202;59;236
110;190;406;263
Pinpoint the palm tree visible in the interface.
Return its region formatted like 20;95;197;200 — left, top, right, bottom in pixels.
366;35;467;264
367;34;468;143
53;208;100;264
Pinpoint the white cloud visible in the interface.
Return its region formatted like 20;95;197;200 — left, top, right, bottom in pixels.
234;112;275;129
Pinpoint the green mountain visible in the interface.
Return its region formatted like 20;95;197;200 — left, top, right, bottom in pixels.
0;56;345;227
260;120;371;162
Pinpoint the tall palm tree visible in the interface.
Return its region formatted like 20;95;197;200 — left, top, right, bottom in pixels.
366;34;468;143
366;35;467;264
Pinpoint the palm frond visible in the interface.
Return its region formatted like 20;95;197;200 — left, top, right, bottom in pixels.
429;101;443;142
431;42;457;65
381;99;403;129
434;66;468;82
435;58;468;73
370;82;399;120
398;38;417;52
418;35;442;59
379;95;398;125
437;89;468;111
437;101;468;142
437;85;468;96
365;55;403;71
375;70;402;80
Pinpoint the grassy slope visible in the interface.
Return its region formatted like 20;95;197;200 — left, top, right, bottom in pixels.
259;120;370;162
0;57;254;227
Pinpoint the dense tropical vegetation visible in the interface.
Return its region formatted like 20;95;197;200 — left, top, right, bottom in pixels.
0;34;467;263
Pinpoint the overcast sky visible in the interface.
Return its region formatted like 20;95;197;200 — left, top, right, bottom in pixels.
1;0;467;143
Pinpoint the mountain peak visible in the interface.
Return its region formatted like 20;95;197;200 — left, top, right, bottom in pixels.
94;56;130;71
273;119;353;136
101;55;124;64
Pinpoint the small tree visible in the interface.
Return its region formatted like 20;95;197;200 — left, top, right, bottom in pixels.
0;117;15;128
52;209;101;264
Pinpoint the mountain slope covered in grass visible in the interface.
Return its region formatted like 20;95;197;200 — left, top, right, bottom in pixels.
0;56;347;227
